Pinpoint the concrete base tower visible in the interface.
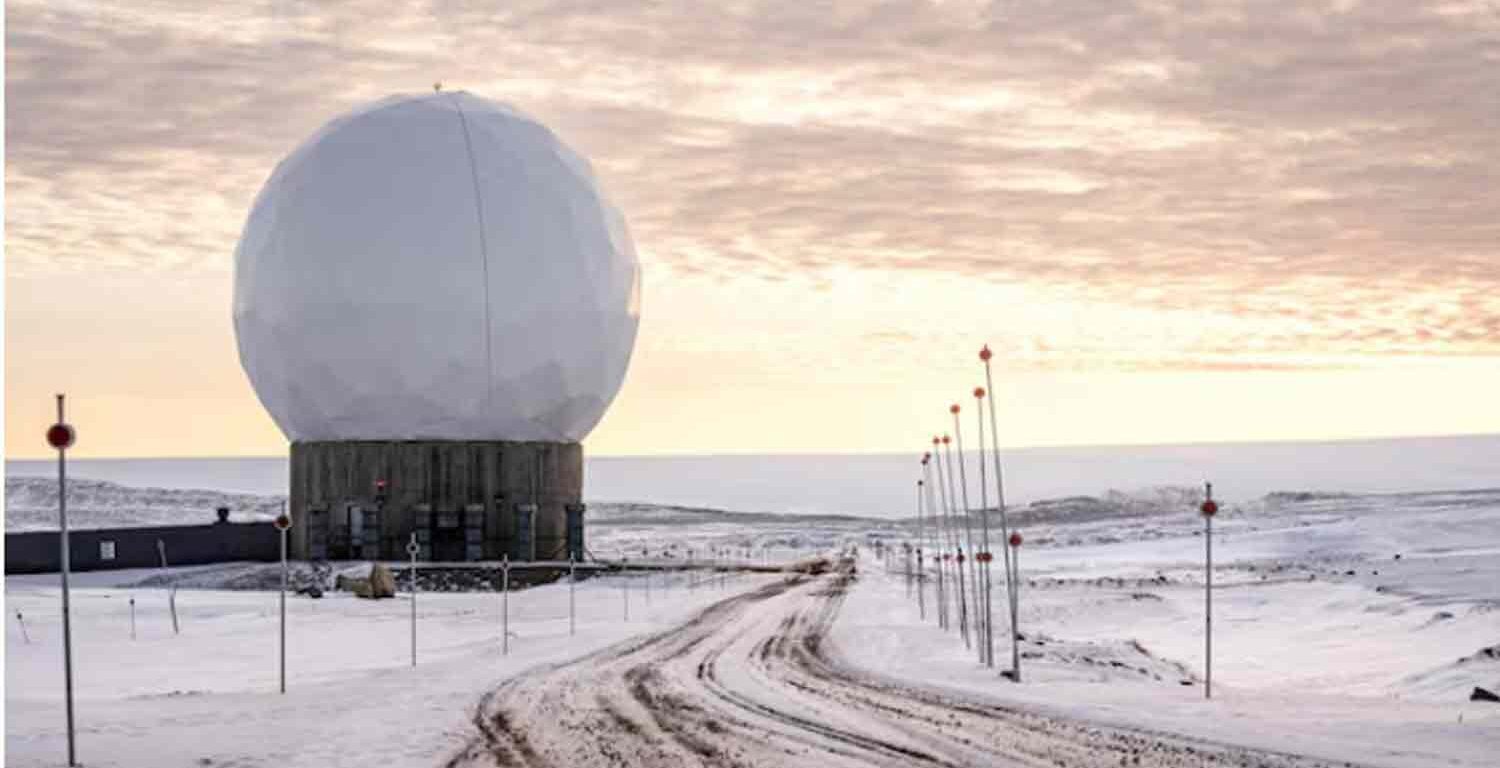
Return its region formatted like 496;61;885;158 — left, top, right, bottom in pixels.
289;441;585;562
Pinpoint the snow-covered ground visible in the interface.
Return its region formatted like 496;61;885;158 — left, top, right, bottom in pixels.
5;567;780;766
6;482;1499;766
837;491;1500;768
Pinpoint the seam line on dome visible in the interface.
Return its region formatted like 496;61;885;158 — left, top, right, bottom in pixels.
451;94;496;422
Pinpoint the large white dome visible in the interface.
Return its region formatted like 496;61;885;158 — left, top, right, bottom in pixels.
233;92;640;443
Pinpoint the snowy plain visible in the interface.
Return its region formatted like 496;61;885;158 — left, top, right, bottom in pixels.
6;440;1500;766
6;565;782;766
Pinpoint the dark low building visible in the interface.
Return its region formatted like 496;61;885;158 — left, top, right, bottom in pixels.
5;507;279;574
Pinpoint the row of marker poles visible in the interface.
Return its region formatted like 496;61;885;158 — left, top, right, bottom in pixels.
906;346;1029;682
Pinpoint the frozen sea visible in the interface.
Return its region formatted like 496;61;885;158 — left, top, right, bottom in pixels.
6;433;1499;519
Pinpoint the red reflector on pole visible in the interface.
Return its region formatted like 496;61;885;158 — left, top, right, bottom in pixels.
1201;500;1219;517
47;424;75;450
1009;532;1023;548
980;345;993;361
973;387;985;399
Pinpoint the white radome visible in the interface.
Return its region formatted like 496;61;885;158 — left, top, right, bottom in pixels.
233;92;640;443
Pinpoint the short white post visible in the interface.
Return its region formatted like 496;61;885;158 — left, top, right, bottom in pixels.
16;611;30;644
129;598;136;640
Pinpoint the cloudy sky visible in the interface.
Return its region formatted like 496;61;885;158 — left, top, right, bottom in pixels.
6;0;1499;458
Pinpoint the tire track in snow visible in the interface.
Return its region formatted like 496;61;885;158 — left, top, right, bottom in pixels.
447;563;1359;768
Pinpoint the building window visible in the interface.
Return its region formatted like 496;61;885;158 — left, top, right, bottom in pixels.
100;540;117;561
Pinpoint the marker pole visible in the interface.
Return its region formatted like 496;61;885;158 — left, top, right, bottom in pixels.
939;435;971;648
53;394;78;767
980;346;1015;649
973;388;995;667
923;458;946;629
928;448;952;631
568;555;577;637
915;480;926;621
953;404;987;667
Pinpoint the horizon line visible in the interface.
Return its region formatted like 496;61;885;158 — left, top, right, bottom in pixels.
5;430;1498;464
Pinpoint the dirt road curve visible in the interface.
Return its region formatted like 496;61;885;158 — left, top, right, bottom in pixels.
447;565;1346;768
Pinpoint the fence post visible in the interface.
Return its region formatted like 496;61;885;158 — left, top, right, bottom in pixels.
502;555;511;655
1201;482;1218;700
407;533;419;667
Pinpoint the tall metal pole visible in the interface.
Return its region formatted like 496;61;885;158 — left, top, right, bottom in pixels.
980;346;1015;649
569;555;577;637
973;388;995;667
915;479;926;621
622;558;630;621
930;445;954;632
953;403;987;667
54;394;77;767
923;453;947;630
935;438;969;645
941;432;973;648
932;444;951;632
